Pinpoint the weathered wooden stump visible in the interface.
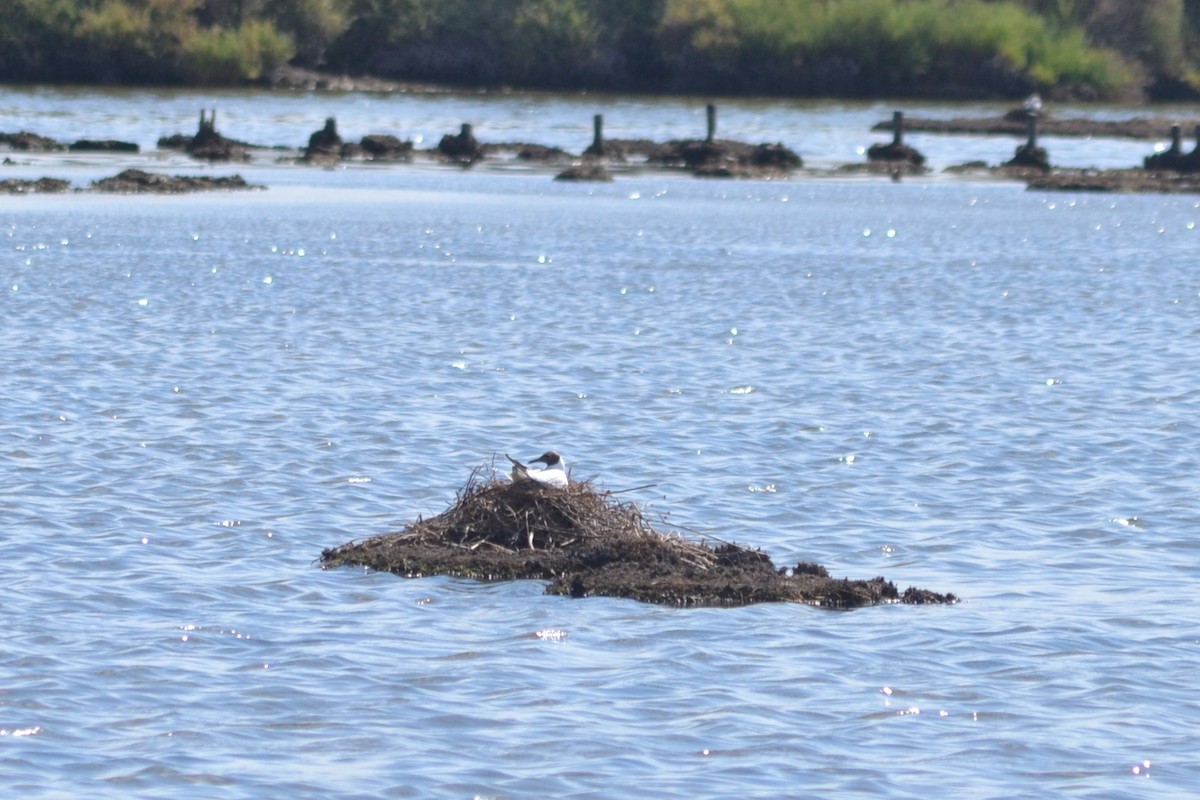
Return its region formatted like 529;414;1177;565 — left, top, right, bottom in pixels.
867;111;926;166
438;123;483;164
1005;115;1051;171
304;117;343;160
185;108;249;161
1186;124;1200;172
1144;124;1186;171
583;114;606;158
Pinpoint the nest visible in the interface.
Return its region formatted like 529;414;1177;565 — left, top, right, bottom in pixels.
321;464;957;609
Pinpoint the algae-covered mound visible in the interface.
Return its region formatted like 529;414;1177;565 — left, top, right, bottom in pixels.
321;468;957;609
91;169;262;194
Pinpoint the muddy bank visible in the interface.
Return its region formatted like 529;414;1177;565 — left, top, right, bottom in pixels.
937;160;1200;193
1;130;138;153
1024;168;1200;193
873;114;1200;141
320;470;956;609
91;169;262;194
1;177;70;194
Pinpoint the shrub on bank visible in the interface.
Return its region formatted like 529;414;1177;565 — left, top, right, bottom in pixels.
3;0;294;84
660;0;1134;98
182;19;295;83
0;0;1178;98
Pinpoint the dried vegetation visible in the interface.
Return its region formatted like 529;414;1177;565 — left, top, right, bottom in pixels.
321;465;958;609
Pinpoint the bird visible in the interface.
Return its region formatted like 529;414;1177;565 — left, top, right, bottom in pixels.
1023;93;1043;117
506;451;569;488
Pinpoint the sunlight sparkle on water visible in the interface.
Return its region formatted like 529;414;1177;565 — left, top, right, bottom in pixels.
0;727;43;737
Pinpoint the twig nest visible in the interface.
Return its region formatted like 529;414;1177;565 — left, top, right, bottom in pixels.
321;465;958;609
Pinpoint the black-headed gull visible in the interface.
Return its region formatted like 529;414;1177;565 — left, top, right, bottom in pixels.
506;451;569;488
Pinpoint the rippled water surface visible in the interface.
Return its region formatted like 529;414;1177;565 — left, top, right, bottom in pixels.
4;90;1200;798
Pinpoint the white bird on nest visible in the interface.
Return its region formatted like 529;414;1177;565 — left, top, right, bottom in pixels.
506;451;569;488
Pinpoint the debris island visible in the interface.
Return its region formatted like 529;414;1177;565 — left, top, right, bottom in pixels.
320;467;957;609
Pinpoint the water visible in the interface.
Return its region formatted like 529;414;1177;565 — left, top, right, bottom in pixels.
3;88;1200;797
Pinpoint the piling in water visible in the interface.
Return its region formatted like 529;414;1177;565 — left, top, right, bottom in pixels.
584;113;605;158
866;110;926;168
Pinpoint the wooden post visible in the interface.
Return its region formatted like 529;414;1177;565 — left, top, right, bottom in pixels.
198;108;215;135
1170;124;1183;154
592;114;604;153
1026;114;1039;149
706;103;716;143
892;111;904;147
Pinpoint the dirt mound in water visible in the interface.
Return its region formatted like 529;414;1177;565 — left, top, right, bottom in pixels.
91;169;262;194
320;468;957;609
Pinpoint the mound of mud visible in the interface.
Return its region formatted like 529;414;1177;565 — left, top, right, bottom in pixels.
645;138;802;177
1026;168;1200;193
91;169;263;194
1;178;70;194
321;468;956;609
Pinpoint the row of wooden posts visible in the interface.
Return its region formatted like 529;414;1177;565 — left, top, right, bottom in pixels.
199;102;1197;170
587;106;1030;167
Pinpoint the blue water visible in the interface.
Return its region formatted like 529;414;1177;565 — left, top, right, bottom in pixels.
4;90;1200;797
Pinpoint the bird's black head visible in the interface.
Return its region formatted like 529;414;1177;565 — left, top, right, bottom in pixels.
532;451;561;466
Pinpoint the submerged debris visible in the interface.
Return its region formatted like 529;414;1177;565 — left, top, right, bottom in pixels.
321;466;957;609
0;131;63;151
645;138;803;177
1;177;70;194
91;169;262;194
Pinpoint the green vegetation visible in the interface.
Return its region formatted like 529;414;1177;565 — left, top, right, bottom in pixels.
655;0;1132;98
3;0;1200;100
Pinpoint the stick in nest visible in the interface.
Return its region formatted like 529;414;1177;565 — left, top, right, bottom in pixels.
399;467;664;552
